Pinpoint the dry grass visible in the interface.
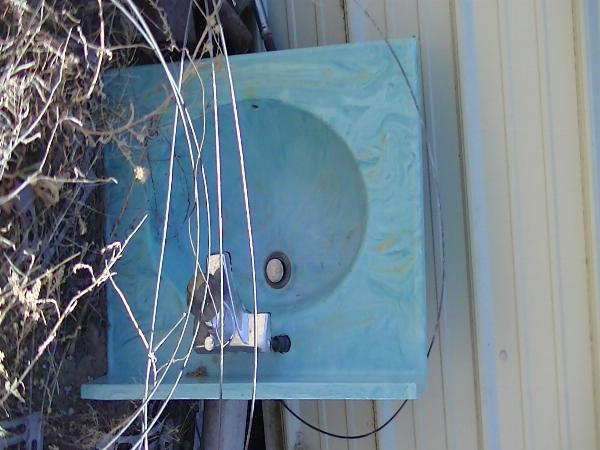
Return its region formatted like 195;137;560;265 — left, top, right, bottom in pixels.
1;0;107;402
0;0;160;446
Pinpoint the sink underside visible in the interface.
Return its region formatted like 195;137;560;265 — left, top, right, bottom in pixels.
83;39;425;400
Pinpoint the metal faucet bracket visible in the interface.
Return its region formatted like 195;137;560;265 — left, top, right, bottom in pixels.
187;253;271;353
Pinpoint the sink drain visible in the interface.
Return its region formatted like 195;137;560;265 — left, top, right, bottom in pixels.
264;252;291;289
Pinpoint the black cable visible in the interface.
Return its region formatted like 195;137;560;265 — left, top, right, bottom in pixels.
280;239;442;442
279;319;441;441
279;334;439;441
279;307;441;441
280;398;409;440
279;330;438;441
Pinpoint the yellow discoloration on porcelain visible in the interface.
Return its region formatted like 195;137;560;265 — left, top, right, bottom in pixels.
375;235;400;253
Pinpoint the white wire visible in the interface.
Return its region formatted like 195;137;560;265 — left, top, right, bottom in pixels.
203;2;227;443
211;15;260;450
105;32;229;450
138;1;203;441
141;35;181;450
107;2;186;445
100;1;218;448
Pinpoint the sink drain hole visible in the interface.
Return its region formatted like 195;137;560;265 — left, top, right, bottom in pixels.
265;252;291;289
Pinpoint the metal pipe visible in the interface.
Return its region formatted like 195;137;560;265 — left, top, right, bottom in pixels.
263;401;285;450
253;0;276;51
201;400;247;450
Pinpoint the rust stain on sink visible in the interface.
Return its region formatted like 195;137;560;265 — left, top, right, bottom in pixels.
244;86;257;99
375;235;400;253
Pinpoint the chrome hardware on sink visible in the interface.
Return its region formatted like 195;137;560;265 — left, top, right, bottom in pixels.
187;253;271;353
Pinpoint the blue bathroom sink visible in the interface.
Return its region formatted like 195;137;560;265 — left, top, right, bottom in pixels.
82;39;425;400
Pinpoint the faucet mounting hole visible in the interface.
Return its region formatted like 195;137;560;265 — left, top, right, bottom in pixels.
265;252;291;289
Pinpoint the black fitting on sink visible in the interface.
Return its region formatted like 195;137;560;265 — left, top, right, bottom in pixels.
270;335;291;353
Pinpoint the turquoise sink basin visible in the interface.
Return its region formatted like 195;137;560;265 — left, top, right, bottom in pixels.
82;39;425;400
